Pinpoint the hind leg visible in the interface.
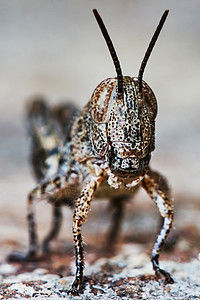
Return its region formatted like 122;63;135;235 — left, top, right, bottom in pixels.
142;167;174;284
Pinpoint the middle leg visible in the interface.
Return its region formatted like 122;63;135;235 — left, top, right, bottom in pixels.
42;205;63;253
27;171;81;258
107;195;130;245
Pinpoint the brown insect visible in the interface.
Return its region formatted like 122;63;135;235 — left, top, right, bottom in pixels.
16;9;174;294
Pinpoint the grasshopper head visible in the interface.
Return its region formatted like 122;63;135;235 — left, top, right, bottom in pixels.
91;9;168;177
90;76;157;177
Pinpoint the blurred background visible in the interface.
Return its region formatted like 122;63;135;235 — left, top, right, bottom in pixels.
0;0;200;262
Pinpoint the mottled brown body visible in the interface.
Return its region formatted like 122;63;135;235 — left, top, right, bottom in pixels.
21;9;173;294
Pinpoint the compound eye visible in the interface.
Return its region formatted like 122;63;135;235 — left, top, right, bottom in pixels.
90;78;117;123
143;86;158;120
142;81;157;120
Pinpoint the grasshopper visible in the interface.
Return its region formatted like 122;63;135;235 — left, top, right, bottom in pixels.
22;9;174;293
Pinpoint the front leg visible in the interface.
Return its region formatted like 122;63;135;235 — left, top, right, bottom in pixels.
70;167;104;294
142;167;174;284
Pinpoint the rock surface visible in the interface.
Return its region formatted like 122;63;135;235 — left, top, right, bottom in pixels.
0;243;200;299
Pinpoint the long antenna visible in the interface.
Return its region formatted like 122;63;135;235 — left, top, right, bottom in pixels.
93;9;123;98
137;10;169;95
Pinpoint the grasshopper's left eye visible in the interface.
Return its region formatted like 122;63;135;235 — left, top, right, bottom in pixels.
142;81;157;120
90;78;117;123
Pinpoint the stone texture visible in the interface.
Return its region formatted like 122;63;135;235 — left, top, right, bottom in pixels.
0;246;200;299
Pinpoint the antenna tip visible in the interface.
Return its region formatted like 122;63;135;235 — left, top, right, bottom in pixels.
93;9;98;17
162;10;170;22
